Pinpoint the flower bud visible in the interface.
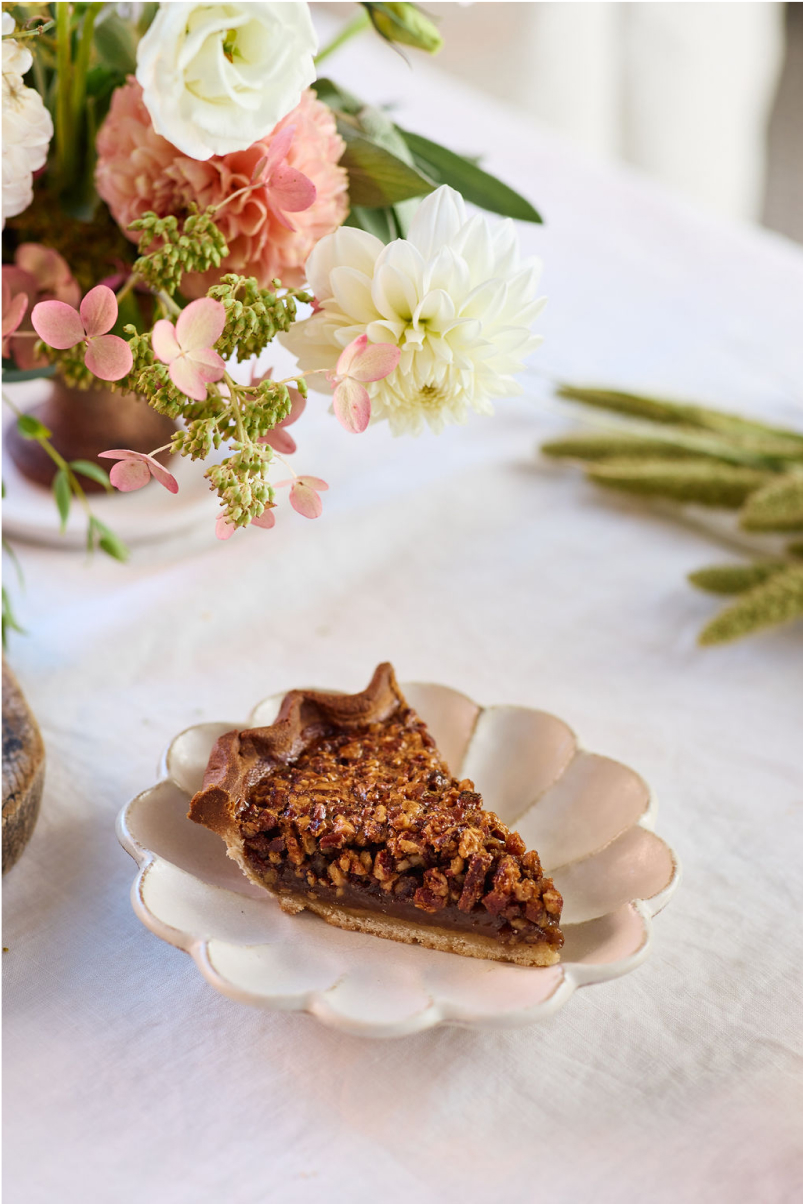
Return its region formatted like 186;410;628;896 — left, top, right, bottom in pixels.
366;3;442;54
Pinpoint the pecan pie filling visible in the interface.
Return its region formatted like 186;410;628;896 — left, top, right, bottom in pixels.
237;706;564;953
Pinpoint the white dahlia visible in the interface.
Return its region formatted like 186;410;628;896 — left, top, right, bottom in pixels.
2;15;52;226
283;186;545;436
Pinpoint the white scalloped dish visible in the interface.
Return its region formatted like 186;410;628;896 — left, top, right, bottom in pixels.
117;681;680;1037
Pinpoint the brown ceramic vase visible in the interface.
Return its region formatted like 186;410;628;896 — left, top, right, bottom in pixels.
6;378;176;493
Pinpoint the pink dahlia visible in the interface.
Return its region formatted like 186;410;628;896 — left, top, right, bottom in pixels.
95;80;349;296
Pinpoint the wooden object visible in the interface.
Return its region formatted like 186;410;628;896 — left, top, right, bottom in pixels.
2;659;45;873
6;378;176;492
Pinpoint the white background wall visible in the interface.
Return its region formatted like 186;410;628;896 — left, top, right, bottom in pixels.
426;2;786;224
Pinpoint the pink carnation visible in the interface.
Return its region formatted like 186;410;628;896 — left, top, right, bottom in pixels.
95;80;349;296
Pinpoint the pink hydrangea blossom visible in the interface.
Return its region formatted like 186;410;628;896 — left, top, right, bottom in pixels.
31;285;133;381
326;335;401;433
98;449;178;493
215;507;276;540
152;297;226;401
276;475;328;519
2;278;28;352
95;81;348;295
2;244;80;369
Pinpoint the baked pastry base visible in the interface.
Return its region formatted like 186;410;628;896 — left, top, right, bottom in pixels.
281;893;561;967
228;846;560;968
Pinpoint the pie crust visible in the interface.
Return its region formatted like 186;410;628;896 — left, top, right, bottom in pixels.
189;664;563;966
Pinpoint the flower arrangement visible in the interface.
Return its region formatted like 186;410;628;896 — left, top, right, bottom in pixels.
1;0;544;591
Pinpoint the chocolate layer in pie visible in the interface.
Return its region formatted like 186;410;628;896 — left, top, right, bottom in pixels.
189;664;563;966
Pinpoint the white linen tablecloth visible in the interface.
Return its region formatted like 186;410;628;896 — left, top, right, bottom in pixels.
4;30;803;1204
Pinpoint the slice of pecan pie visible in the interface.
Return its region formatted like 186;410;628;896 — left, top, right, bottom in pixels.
189;664;563;966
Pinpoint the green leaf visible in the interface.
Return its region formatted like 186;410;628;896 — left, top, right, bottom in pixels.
85;63;126;104
688;562;788;595
93;12;138;74
2;536;24;588
358;104;417;164
137;3;159;34
53;468;71;532
739;474;803;532
312;78;363;116
586;459;769;508
93;520;129;563
70;460;111;489
339;127;435;207
399;128;542;223
345;205;398;242
1;360;57;384
2;585;25;648
16;414;52;440
698;565;803;645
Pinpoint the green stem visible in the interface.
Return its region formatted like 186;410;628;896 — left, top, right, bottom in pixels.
71;5;99;161
314;11;371;65
31;38;47;102
223;373;248;444
115;273;140;305
54;3;73;191
2;20;55;42
156;290;182;317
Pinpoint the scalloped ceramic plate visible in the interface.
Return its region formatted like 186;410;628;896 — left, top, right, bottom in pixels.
118;682;680;1037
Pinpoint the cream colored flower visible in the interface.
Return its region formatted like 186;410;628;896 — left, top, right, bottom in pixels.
135;2;317;161
2;15;52;226
283;186;545;436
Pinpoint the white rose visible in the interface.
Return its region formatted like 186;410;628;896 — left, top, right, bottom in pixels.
135;2;318;161
2;18;52;226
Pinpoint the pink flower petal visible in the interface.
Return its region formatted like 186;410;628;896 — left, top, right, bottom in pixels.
333;378;371;434
175;297;226;353
2;291;28;338
15;243;76;300
264;124;295;172
259;429;297;453
297;476;329;491
251;507;276;529
80;285;118;337
84;334;133;382
215;515;236;540
348;341;401;383
100;447;176;492
30;300;84;349
152;319;181;364
249;154;269;185
98;449;142;462
335;334;369;379
109;458;151;491
169;354;210;401
146;456;179;494
187;347;226;382
269;164;316;213
289;481;323;519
